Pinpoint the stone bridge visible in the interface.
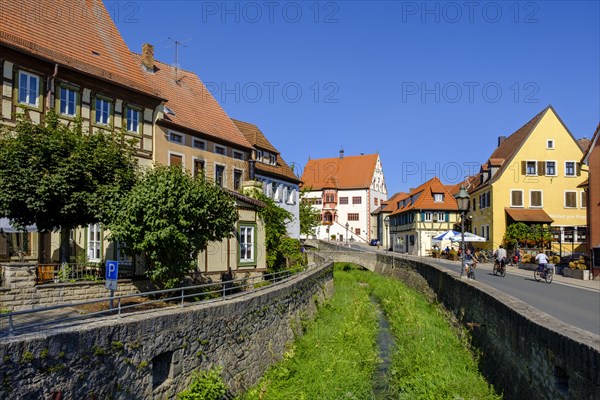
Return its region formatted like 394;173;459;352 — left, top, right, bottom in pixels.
307;239;600;400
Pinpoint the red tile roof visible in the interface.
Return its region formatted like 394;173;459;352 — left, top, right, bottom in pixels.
0;0;160;98
232;119;300;183
390;177;458;216
300;154;379;190
135;56;252;150
582;123;600;164
381;192;409;213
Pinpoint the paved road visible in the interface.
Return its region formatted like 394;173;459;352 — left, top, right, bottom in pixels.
347;244;600;336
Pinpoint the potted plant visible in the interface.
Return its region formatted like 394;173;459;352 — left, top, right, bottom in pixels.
448;249;458;261
564;257;590;280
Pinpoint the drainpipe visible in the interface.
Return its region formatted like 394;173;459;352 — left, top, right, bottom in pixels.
46;64;58;111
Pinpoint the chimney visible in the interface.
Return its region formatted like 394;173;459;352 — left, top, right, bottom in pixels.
141;43;154;73
497;136;507;147
339;148;344;159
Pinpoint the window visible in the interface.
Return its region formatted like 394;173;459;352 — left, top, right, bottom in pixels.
511;190;524;207
215;145;226;155
374;198;378;206
88;223;101;262
474;227;477;236
193;159;205;178
256;149;263;161
239;225;255;263
547;139;554;149
215;165;225;187
348;213;359;221
424;212;432;222
95;97;111;125
126;107;140;133
581;192;587;209
339;197;348;205
433;193;444;202
325;194;335;203
169;153;183;166
526;161;537;175
287;188;296;204
315;197;322;205
18;70;40;106
322;212;332;222
485;225;490;240
59;86;77;116
530;190;543;207
355;228;360;235
564;191;577;208
352;197;362;204
546;161;556;176
168;131;184;144
565;161;576;177
192;139;206;150
435;212;445;222
234;169;243;191
472;198;477;211
269;154;277;165
233;151;244;160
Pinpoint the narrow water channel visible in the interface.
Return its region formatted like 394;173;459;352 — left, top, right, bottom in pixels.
370;295;396;399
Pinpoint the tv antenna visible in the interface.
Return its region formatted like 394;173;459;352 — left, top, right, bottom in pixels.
167;37;188;82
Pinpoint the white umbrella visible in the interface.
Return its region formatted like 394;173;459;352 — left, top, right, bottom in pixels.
432;230;460;241
450;232;487;242
0;218;37;233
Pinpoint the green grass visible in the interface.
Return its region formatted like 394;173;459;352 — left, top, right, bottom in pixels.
348;266;502;400
241;266;380;399
237;263;501;399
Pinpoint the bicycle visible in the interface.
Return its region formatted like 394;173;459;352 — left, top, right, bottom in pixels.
493;258;506;277
465;261;476;279
534;264;553;284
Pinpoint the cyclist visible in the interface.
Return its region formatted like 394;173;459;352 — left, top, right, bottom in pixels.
494;244;507;272
535;249;549;274
465;249;478;278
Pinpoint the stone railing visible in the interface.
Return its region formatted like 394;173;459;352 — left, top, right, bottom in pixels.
0;260;335;399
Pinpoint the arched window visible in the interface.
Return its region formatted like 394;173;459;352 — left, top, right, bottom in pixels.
323;212;333;223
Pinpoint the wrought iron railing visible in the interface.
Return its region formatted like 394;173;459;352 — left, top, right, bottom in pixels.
1;266;309;336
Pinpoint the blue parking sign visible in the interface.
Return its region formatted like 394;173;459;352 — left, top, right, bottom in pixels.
105;260;119;280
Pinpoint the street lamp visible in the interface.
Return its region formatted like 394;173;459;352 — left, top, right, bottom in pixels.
384;216;390;252
454;185;470;278
345;222;349;246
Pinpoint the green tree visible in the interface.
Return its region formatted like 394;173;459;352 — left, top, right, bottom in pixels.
504;222;552;249
0;111;138;262
299;188;321;237
253;193;293;271
105;165;237;289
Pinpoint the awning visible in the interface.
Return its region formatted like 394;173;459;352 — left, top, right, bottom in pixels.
505;208;554;223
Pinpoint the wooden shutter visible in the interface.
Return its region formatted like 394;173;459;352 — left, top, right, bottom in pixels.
538;161;545;176
576;162;581;176
521;161;526;175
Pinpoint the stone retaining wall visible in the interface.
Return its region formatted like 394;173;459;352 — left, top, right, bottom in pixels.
0;263;151;311
324;244;599;400
0;261;334;399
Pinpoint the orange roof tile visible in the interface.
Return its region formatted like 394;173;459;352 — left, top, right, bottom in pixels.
0;0;160;98
232;119;279;154
381;192;409;213
135;56;252;150
300;154;379;190
390;177;458;216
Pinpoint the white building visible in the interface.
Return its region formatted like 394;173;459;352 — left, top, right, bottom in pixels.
301;151;388;243
233;119;301;238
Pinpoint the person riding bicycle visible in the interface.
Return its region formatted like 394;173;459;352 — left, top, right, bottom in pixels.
464;249;478;278
535;249;549;273
494;244;507;271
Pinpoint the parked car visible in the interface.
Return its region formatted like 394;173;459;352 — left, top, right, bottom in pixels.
369;239;380;246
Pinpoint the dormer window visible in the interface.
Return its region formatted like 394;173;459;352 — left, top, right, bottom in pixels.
433;193;444;202
256;149;263;162
163;105;176;116
269;154;277;165
547;139;554;149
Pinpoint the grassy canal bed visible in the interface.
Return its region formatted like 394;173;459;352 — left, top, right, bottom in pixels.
182;263;502;399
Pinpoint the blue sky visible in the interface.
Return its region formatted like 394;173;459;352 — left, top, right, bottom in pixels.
105;0;599;195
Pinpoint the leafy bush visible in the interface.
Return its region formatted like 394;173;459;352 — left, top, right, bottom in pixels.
178;368;228;400
569;257;588;270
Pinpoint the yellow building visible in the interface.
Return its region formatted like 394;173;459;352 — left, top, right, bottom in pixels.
469;106;587;255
